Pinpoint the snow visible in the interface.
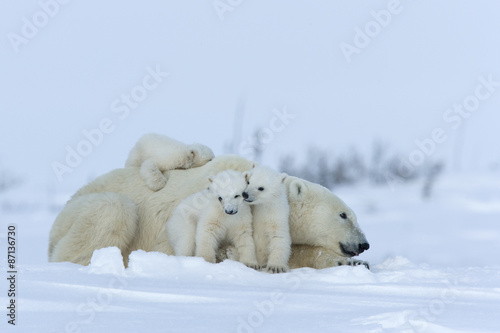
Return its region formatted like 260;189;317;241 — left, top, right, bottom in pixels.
1;0;500;331
1;175;500;332
86;247;126;276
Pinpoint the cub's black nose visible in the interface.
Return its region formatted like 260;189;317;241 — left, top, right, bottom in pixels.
225;209;237;215
359;243;370;253
242;192;248;199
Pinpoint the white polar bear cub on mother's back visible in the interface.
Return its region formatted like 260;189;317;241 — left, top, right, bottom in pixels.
243;165;291;273
167;170;259;268
125;133;214;191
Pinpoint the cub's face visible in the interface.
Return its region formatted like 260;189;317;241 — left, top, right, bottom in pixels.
208;170;247;215
242;166;286;205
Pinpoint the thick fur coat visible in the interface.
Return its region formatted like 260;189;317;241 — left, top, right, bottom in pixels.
49;155;369;268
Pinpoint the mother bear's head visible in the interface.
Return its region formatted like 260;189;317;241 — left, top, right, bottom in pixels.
284;176;369;258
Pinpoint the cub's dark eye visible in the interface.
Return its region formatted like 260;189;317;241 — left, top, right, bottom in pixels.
258;187;264;191
339;212;347;219
247;181;250;185
234;195;240;198
218;197;223;202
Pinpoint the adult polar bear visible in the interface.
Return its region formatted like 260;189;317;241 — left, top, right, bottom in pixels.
48;155;370;269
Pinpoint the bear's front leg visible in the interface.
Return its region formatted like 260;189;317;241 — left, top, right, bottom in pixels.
336;258;370;269
288;244;370;270
230;223;260;270
194;216;222;263
140;158;168;191
195;239;217;263
265;223;291;273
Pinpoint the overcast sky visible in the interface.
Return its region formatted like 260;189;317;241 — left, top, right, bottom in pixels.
1;1;499;190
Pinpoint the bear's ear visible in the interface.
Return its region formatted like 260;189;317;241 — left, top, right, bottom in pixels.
243;171;250;183
280;173;287;184
289;179;308;199
189;149;197;159
251;162;257;169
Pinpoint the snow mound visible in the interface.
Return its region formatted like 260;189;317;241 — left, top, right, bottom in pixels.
127;250;263;284
84;246;125;276
375;256;413;270
311;265;375;284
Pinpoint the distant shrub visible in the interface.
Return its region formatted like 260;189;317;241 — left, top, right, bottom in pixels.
279;141;443;197
0;165;21;193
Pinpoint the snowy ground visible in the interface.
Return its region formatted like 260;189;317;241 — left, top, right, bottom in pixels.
2;1;500;331
1;173;499;332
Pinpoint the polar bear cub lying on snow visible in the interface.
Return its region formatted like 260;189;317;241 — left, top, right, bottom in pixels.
242;166;291;273
125;133;214;191
167;170;259;269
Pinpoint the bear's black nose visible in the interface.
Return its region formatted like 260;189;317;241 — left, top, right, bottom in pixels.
225;209;237;215
242;192;248;199
358;243;370;253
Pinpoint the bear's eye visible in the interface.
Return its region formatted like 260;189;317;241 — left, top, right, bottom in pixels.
247;181;250;185
234;195;240;198
339;212;347;219
258;187;264;191
218;197;223;202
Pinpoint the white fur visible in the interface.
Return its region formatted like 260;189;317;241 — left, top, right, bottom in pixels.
167;170;259;268
49;192;138;267
242;165;291;273
125;133;214;191
48;155;369;269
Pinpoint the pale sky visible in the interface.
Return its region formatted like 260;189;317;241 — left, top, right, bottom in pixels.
1;1;499;191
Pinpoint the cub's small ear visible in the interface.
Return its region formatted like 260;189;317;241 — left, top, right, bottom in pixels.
280;173;287;184
189;149;197;159
208;176;214;183
243;171;250;182
289;179;308;199
251;162;257;169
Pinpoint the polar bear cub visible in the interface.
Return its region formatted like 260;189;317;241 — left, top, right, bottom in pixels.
167;170;259;268
242;165;291;273
125;133;214;191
